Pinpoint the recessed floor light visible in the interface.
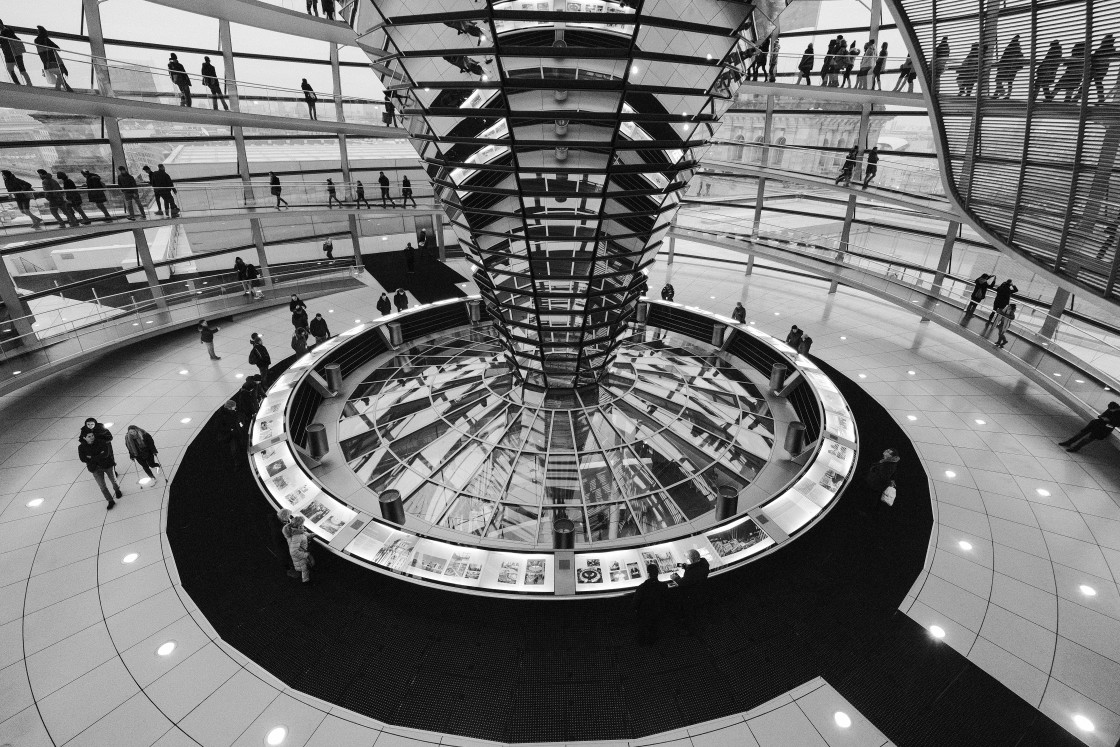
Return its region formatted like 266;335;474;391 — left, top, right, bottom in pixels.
133;322;140;326
11;370;19;375
858;374;867;379
104;422;113;428
26;498;43;508
179;369;189;375
1080;584;1097;596
1075;379;1085;383
907;415;917;421
355;319;361;323
974;419;986;425
1036;488;1051;497
833;711;851;728
907;370;916;375
180;417;192;424
329;309;334;313
958;540;972;551
774;312;780;315
138;477;155;487
944;470;956;478
929;625;946;639
122;553;139;564
235;373;244;379
1053;372;1061;377
1073;714;1094;732
266;726;288;745
157;641;176;656
840;336;847;340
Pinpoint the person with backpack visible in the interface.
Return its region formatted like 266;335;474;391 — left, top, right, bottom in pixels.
325;178;341;208
964;273;996;316
248;332;271;383
291;327;310;356
1;170;43;228
80;169;111;220
35;26;72;92
401;175;417;207
1;23;33;86
198;318;221;359
124;425;160;481
355;180;371;208
301;78;318;119
795;44;814;85
987;278;1019;324
37;169;80;227
863;448;900;513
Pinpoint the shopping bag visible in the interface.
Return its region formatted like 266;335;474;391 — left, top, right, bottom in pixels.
880;484;897;507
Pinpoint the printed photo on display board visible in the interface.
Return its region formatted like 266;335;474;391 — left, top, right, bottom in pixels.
707;518;769;560
524;559;546;585
577;558;603;584
411;552;448;575
375;535;417;571
497;560;521;584
640;548;678;575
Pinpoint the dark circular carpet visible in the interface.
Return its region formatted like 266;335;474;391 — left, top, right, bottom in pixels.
168;357;1079;747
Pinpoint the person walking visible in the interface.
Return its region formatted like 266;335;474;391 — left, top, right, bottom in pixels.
932;36;951;92
820;38;836;86
167;53;192;106
234;257;250;294
785;324;803;349
393;287;408;312
993;302;1016;348
839;40;857;88
964;273;996;316
34;27;72;92
863;447;900;513
198;318;221;359
200;56;229;110
292;304;309;331
861;146;879;189
2;170;43;228
893;55;915;92
1035;40;1063;102
993;35;1025;99
269;172;289;209
1057;42;1088;102
767;36;780;82
382;92;397;126
301;79;318;119
306;0;319;16
355;180;371;208
291;327;309;356
401;175;417;207
834;146;859;186
417;228;430;260
80;431;122;509
143;165;179;216
377;292;392;316
325;178;341;208
37;169;79;226
378;171;396;208
309;313;330;344
1081;34;1117;104
322;0;337;20
855;40;875;89
987;278;1018;324
57;172;92;224
235;377;264;421
957;42;980;96
322;236;334;259
80;169;111;220
284;515;314;583
248;333;271;383
872;41;888;90
731;302;746;323
289;294;307;316
116;166;146;220
1059;403;1120;452
1;23;33;86
124;424;160;481
404;242;416;274
798;335;814;355
660;282;675;301
632;563;668;645
216;399;247;467
795;44;814;85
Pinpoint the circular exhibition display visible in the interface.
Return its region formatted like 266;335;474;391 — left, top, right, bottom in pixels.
248;297;859;597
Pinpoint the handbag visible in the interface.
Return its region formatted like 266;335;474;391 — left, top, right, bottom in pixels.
880;484;897;506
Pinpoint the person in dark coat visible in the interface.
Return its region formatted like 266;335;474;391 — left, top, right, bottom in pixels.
325;178;341;208
292;306;309;332
987;278;1018;324
932;36;951;90
269;172;288;209
234;257;250;294
632;563;668;645
965;273;996;316
234;379;262;420
2;170;43;228
1035;40;1064;102
37;169;79;226
80;417;114;450
378;171;396;208
80;431;121;508
322;0;336;20
167;53;192;106
124;424;160;480
200;56;229;110
216;399;247;466
660;283;675;301
245;262;260;294
798;335;813;355
731;302;746;323
401;175;417;207
393;288;408;312
671;549;710;589
355;180;371;208
377;292;392;315
116;166;146;220
834;145;859;185
198;318;220;360
1;23;33;86
1082;34;1117;104
289;294;307;315
79;170;111;220
785;324;803;349
291;327;310;356
309;313;330;344
893;55;915;92
872;42;888;90
301;79;317;119
34;27;72;91
863;448;900;512
148;164;178;216
404;242;416;273
795;44;814;85
323;237;334;259
1057;42;1088;102
956;42;980;96
248;332;271;382
994;35;1025;99
1059;402;1120;452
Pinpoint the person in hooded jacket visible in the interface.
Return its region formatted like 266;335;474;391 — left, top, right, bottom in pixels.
37;169;79;226
393;288;408;312
80;431;121;508
994;35;1025;99
80;170;111;220
309;313;330;344
660;283;675;301
57;171;92;224
863;448;900;512
1035;40;1064;102
289;294;307;315
2;170;43;228
34;27;72;92
785;325;803;349
1;23;33;86
291;327;309;356
124;424;160;480
292;305;309;331
377;292;392;315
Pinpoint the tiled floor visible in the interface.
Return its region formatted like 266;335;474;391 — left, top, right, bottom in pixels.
0;252;1115;746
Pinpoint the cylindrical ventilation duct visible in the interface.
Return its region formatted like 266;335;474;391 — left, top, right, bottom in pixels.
388;321;403;347
467;299;482;323
553;517;575;549
784;422;806;455
769;363;787;392
716;485;738;520
379;489;405;525
306;423;329;460
711;323;725;347
324;364;342;393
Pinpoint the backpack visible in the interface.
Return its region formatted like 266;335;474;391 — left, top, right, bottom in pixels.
248;347;260;366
